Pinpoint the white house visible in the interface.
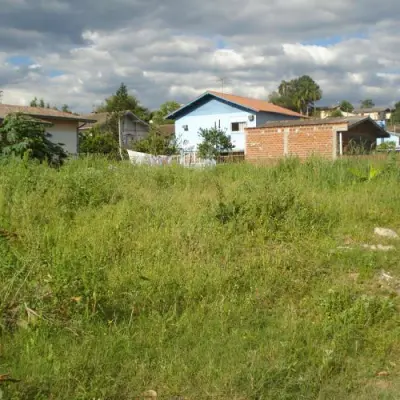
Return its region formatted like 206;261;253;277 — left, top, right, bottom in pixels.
0;104;95;154
166;90;305;153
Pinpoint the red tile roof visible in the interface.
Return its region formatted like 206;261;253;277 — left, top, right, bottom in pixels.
0;104;95;122
208;91;305;118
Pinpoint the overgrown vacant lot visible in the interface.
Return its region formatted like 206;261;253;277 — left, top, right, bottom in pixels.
0;156;400;399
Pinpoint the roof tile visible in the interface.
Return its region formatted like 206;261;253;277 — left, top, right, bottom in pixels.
0;104;95;122
208;91;305;118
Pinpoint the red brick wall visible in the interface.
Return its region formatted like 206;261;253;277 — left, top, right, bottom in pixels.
246;123;347;162
246;128;284;161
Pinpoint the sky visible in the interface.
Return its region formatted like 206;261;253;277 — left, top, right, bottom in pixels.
0;0;399;113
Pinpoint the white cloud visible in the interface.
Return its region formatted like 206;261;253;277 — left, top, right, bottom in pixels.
0;0;400;112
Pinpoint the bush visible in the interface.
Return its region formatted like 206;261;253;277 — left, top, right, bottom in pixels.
0;113;67;166
79;128;120;159
197;127;234;159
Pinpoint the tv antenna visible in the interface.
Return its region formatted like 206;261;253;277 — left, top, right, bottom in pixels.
217;77;229;94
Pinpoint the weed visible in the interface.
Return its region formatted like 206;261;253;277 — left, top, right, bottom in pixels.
0;155;399;399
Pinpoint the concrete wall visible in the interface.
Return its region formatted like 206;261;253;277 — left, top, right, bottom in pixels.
46;121;79;154
246;123;348;162
175;98;301;152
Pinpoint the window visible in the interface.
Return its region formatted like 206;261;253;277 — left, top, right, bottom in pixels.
231;121;247;132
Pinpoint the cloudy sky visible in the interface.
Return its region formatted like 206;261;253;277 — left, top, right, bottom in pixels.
0;0;399;113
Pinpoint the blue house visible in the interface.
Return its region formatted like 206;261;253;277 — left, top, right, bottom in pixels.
166;91;305;153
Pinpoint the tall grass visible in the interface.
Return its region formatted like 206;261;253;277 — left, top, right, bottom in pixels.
0;155;399;399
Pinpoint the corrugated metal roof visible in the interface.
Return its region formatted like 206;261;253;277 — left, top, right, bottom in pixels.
257;116;365;128
252;116;389;138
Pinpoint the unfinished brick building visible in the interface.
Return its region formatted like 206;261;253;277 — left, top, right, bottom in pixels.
245;117;389;162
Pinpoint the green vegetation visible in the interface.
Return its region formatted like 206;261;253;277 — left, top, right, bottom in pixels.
0;156;400;399
269;75;322;115
78;127;120;159
197;127;234;159
339;100;355;113
360;99;375;109
377;141;397;152
132;127;179;156
330;108;343;118
0;113;67;166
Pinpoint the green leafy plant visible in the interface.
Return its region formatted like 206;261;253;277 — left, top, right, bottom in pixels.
377;141;396;152
0;113;67;166
79;128;120;159
197;127;234;159
349;164;382;181
132;125;179;155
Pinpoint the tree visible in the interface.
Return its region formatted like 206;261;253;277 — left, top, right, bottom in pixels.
339;100;354;113
0;113;67;166
390;101;400;125
269;75;322;115
197;128;234;159
268;91;296;111
61;104;72;113
39;99;45;108
96;83;150;121
330;109;343;117
95;83;151;141
30;97;38;107
79;128;119;159
360;99;375;108
151;101;181;125
132;125;179;156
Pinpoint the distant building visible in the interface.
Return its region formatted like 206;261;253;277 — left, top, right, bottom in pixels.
79;111;149;147
353;107;392;123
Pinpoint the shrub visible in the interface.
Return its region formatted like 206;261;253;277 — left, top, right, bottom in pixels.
0;113;67;166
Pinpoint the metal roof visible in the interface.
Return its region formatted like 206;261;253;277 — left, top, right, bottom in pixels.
253;116;389;138
257;116;364;128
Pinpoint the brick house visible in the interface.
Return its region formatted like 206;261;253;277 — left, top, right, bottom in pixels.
245;116;389;162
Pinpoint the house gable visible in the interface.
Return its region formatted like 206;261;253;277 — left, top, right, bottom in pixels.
173;95;252;120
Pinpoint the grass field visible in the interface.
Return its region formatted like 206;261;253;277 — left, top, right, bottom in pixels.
0;155;399;399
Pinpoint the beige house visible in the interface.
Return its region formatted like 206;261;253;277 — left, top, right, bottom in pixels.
316;106;356;119
80;111;150;147
0;104;95;154
353;107;392;122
